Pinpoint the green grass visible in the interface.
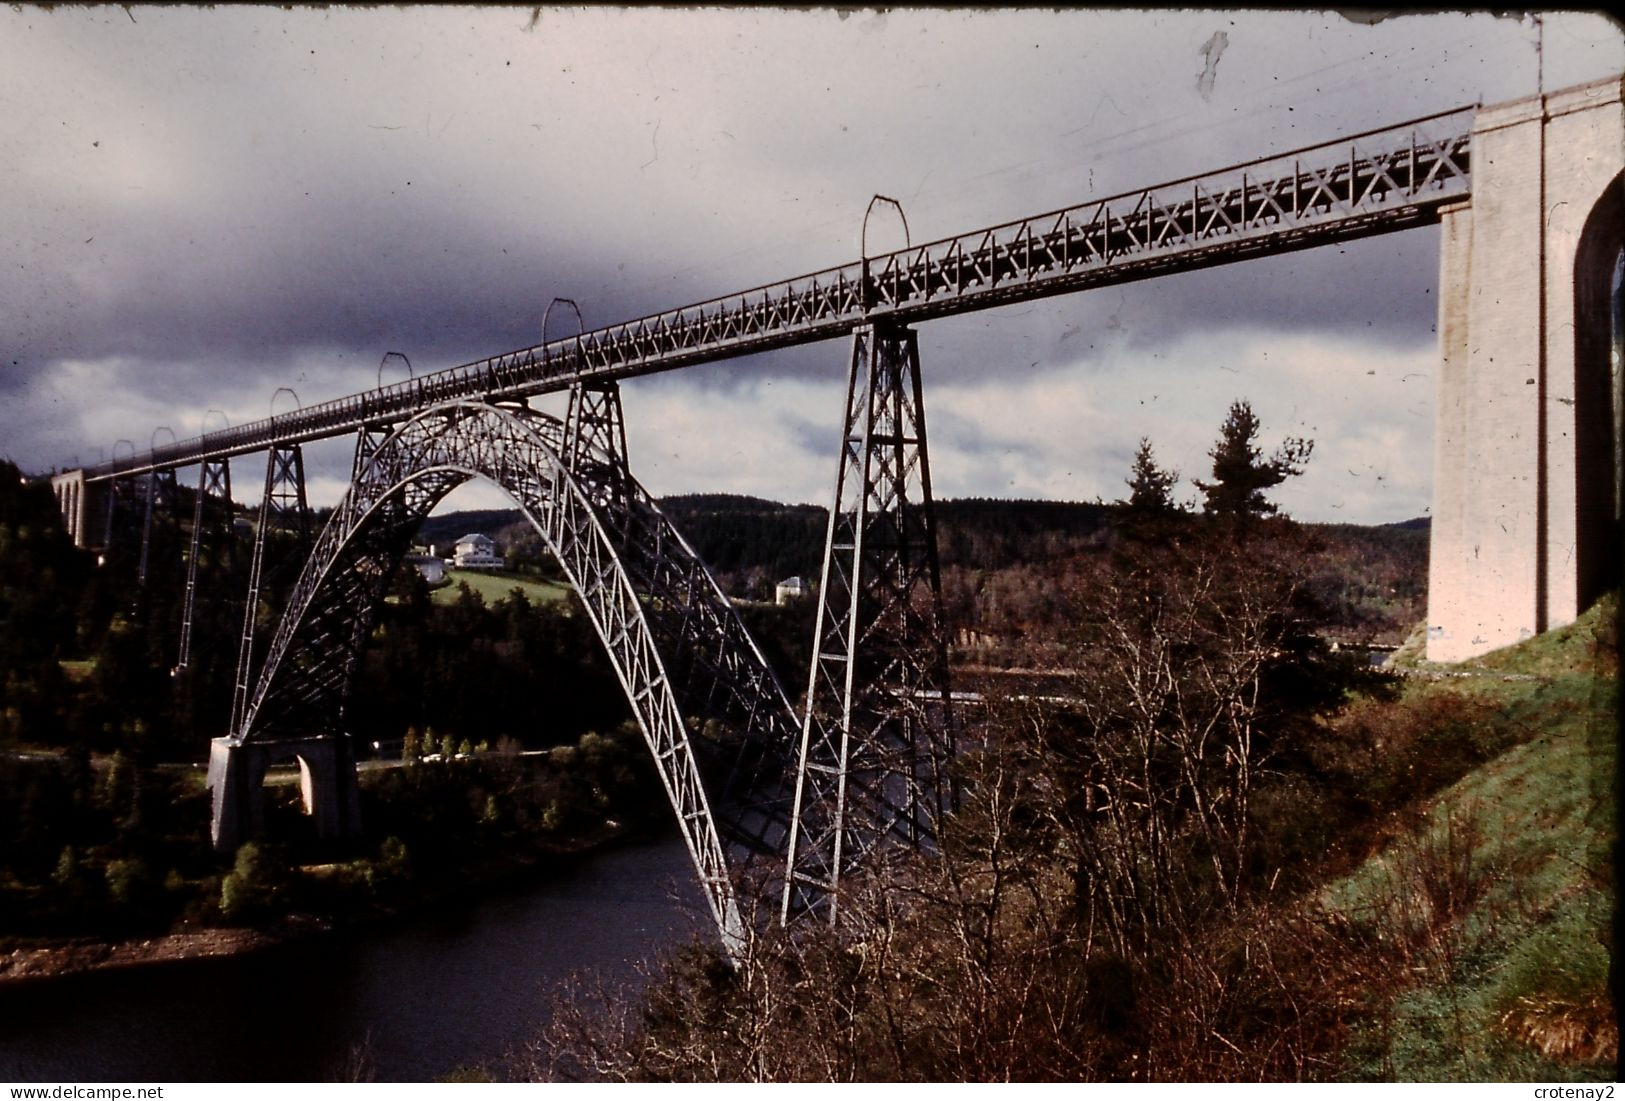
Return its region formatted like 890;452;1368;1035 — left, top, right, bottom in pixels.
1462;592;1619;679
1389;593;1618;679
57;659;96;682
1387;620;1429;668
429;570;572;607
1321;594;1617;1080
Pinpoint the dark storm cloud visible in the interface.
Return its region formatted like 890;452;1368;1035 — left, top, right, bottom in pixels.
1;7;1619;521
1097;230;1442;351
0;9;1542;384
2;145;649;370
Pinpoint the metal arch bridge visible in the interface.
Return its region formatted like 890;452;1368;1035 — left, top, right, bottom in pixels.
64;105;1475;945
212;396;805;955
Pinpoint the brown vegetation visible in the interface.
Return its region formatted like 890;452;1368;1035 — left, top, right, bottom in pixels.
509;528;1614;1083
1500;996;1618;1067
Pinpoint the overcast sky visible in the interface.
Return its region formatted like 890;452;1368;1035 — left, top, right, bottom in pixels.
3;7;1621;524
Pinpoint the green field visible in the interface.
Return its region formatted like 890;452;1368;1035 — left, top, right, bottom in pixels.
429;569;572;607
56;659;97;682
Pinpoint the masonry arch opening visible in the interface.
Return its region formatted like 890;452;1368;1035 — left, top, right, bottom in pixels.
1573;169;1625;610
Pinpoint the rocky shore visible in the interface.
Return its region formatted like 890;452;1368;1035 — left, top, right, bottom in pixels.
0;923;300;984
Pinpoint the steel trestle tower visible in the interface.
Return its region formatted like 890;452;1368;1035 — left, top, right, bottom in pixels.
783;322;955;925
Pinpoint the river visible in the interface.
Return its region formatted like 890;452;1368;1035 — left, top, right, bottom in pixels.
0;834;705;1082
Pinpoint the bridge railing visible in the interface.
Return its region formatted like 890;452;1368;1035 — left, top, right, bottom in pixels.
859;104;1474;316
85;105;1474;482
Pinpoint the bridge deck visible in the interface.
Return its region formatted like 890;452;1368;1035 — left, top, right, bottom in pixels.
85;106;1473;481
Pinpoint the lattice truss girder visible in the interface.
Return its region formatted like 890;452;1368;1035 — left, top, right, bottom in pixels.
783;324;955;925
90;110;1475;482
239;399;802;951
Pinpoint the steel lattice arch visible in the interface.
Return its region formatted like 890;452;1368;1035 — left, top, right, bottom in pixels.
208;398;803;955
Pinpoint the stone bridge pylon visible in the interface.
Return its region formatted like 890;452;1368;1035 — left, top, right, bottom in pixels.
1427;76;1624;660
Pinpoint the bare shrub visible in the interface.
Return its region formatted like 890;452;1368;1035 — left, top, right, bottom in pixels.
515;524;1418;1083
333;1028;377;1083
1322;691;1512;814
1356;804;1505;974
1500;995;1619;1065
1018;526;1351;958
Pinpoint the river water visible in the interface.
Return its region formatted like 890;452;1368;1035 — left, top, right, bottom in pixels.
0;834;705;1082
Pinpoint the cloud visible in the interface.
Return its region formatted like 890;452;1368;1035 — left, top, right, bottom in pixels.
602;324;1436;525
0;7;1617;530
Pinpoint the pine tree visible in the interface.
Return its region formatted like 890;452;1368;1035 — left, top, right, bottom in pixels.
1194;401;1314;518
1124;437;1181;515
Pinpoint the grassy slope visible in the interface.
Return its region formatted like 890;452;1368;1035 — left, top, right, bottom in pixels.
1322;596;1617;1080
429;570;571;607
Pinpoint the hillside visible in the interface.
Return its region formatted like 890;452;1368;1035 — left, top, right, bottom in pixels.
418;496;1430;645
509;506;1614;1084
1318;595;1618;1078
429;571;571;608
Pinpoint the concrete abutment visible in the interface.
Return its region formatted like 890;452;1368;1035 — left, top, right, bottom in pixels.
206;735;364;852
1428;75;1624;661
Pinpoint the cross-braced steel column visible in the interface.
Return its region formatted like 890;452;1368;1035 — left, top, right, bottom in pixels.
563;378;630;510
137;468;180;589
95;476;146;581
230;445;310;736
177;459;234;672
352;423;394;481
782;322;955;926
101;478;123;550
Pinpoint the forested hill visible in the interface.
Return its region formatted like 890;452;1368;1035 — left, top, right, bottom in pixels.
418;496;1429;643
420;495;1124;577
423;493;1425;573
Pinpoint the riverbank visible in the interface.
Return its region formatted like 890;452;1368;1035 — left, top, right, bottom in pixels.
0;833;704;1082
0;819;648;987
0;923;292;984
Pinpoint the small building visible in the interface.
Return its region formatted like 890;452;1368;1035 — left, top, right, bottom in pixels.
775;576;808;605
452;532;505;570
405;554;445;584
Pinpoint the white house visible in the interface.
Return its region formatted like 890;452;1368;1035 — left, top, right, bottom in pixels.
775;576;808;605
452;533;505;569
